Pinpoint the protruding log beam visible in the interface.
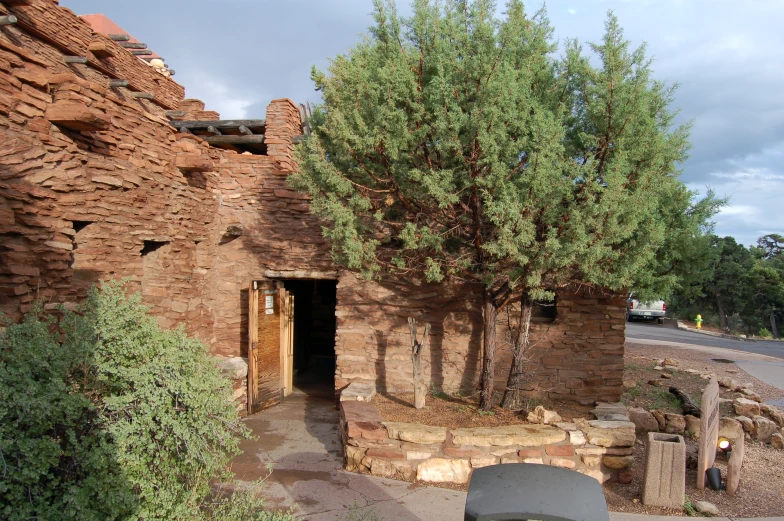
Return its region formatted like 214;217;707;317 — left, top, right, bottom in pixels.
109;79;129;88
63;56;88;64
130;92;154;100
175;154;214;173
203;135;265;146
118;42;147;49
87;41;114;59
130;49;153;56
108;34;130;41
206;125;222;136
168;119;266;131
46;101;110;132
165;110;186;118
178;127;192;134
0;15;18;26
238;125;253;135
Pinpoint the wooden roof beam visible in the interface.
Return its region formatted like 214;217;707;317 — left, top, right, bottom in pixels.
169;119;266;131
203;135;265;146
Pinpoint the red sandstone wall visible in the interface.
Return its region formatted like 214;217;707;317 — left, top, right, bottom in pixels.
0;0;625;408
335;274;625;404
0;1;324;358
0;0;184;108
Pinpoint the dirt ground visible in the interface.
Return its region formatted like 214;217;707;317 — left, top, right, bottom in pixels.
374;391;595;428
373;342;784;516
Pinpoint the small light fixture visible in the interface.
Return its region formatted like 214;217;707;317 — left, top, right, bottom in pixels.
706;467;723;491
717;437;732;453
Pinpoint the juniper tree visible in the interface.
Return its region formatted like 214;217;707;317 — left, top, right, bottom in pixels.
291;0;719;409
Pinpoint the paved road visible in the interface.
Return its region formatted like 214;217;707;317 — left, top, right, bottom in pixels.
626;322;784;359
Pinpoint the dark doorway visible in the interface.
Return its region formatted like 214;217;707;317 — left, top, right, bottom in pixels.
282;280;337;397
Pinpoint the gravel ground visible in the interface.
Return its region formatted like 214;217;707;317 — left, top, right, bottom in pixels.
625;342;784;402
604;436;784;517
612;342;784;517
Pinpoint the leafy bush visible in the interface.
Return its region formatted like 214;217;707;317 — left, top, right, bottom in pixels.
0;281;289;521
0;304;135;520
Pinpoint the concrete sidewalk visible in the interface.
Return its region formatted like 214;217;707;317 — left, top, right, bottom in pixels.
611;515;783;521
232;388;467;521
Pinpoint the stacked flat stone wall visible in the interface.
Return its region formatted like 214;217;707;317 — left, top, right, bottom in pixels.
340;394;636;485
0;0;329;380
0;0;626;411
336;274;626;404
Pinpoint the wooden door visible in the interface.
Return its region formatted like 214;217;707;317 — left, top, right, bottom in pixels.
247;280;283;413
280;287;295;398
247;281;259;413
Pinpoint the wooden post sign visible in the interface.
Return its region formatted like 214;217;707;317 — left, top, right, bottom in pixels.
697;377;720;489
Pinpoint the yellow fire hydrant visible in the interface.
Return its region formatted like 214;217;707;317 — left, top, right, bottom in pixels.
695;314;703;330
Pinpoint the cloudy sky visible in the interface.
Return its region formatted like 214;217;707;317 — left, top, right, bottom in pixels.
64;0;784;247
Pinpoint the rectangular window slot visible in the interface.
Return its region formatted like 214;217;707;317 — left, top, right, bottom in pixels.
141;240;170;256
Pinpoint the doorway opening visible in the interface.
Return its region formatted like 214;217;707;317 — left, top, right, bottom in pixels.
283;279;337;398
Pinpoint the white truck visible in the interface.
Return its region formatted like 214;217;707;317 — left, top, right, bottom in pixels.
626;297;666;324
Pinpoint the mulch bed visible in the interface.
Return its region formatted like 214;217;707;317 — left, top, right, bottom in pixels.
374;391;594;429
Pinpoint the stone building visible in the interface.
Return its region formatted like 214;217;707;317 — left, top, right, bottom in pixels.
0;0;626;413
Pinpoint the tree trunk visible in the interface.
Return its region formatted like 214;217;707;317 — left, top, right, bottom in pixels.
408;317;431;409
716;293;729;331
501;301;533;410
479;288;498;410
771;312;779;339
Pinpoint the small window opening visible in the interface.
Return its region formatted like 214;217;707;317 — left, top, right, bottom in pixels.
531;297;557;323
141;240;169;256
72;220;93;233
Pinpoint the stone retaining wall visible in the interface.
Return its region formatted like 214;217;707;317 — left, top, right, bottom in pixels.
339;391;636;485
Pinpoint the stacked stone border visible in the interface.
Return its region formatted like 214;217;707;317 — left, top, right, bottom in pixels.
339;384;636;485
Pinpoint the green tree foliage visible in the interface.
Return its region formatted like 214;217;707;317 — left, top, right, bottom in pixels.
743;263;784;337
0;281;291;521
291;0;720;408
756;233;784;258
669;234;784;337
707;236;754;330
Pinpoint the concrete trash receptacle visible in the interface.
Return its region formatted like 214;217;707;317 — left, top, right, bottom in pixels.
642;432;686;508
465;463;609;521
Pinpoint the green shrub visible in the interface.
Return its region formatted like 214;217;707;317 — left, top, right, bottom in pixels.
0;281;289;521
0;305;136;520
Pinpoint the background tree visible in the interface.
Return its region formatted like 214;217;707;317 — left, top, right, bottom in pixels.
707;236;754;330
756;233;784;258
292;0;719;409
668;233;784;338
